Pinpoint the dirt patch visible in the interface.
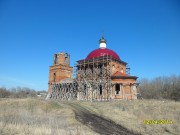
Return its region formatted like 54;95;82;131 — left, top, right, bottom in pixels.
68;103;141;135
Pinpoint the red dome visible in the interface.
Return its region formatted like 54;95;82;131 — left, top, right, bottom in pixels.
86;48;120;60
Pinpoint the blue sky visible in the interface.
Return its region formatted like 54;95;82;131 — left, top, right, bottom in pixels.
0;0;180;90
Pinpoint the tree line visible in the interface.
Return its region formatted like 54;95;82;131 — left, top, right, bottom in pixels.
1;75;180;101
138;75;180;101
0;86;46;98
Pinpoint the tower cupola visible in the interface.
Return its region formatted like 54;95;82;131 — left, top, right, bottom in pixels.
99;35;106;49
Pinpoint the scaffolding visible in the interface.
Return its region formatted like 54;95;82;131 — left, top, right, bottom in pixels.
49;55;139;101
50;78;78;100
50;55;113;101
75;55;113;101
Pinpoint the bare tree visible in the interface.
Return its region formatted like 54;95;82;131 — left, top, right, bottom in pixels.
139;75;180;101
0;87;38;98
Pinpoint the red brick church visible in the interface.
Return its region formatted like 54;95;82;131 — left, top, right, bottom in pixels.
48;36;138;100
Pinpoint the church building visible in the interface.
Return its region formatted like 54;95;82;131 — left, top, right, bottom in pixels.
48;36;138;100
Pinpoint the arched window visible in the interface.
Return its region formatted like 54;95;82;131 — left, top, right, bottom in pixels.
64;53;69;65
53;73;56;82
115;84;120;95
98;65;102;75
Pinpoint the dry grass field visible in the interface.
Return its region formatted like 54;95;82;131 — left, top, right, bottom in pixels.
0;98;97;135
0;98;179;135
77;100;180;135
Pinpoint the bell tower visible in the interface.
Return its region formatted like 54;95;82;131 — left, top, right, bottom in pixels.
48;52;73;93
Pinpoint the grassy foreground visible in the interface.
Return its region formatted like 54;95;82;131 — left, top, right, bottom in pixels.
0;98;179;135
77;100;180;135
0;98;97;135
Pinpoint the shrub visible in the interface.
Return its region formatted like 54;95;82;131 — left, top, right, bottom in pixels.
0;87;38;98
0;88;10;98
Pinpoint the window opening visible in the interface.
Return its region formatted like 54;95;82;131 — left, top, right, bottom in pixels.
84;84;87;95
53;73;56;82
100;85;102;95
55;55;58;64
65;53;69;65
115;84;120;95
98;65;102;75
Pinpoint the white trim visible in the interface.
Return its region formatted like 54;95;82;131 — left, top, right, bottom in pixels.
100;42;106;48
